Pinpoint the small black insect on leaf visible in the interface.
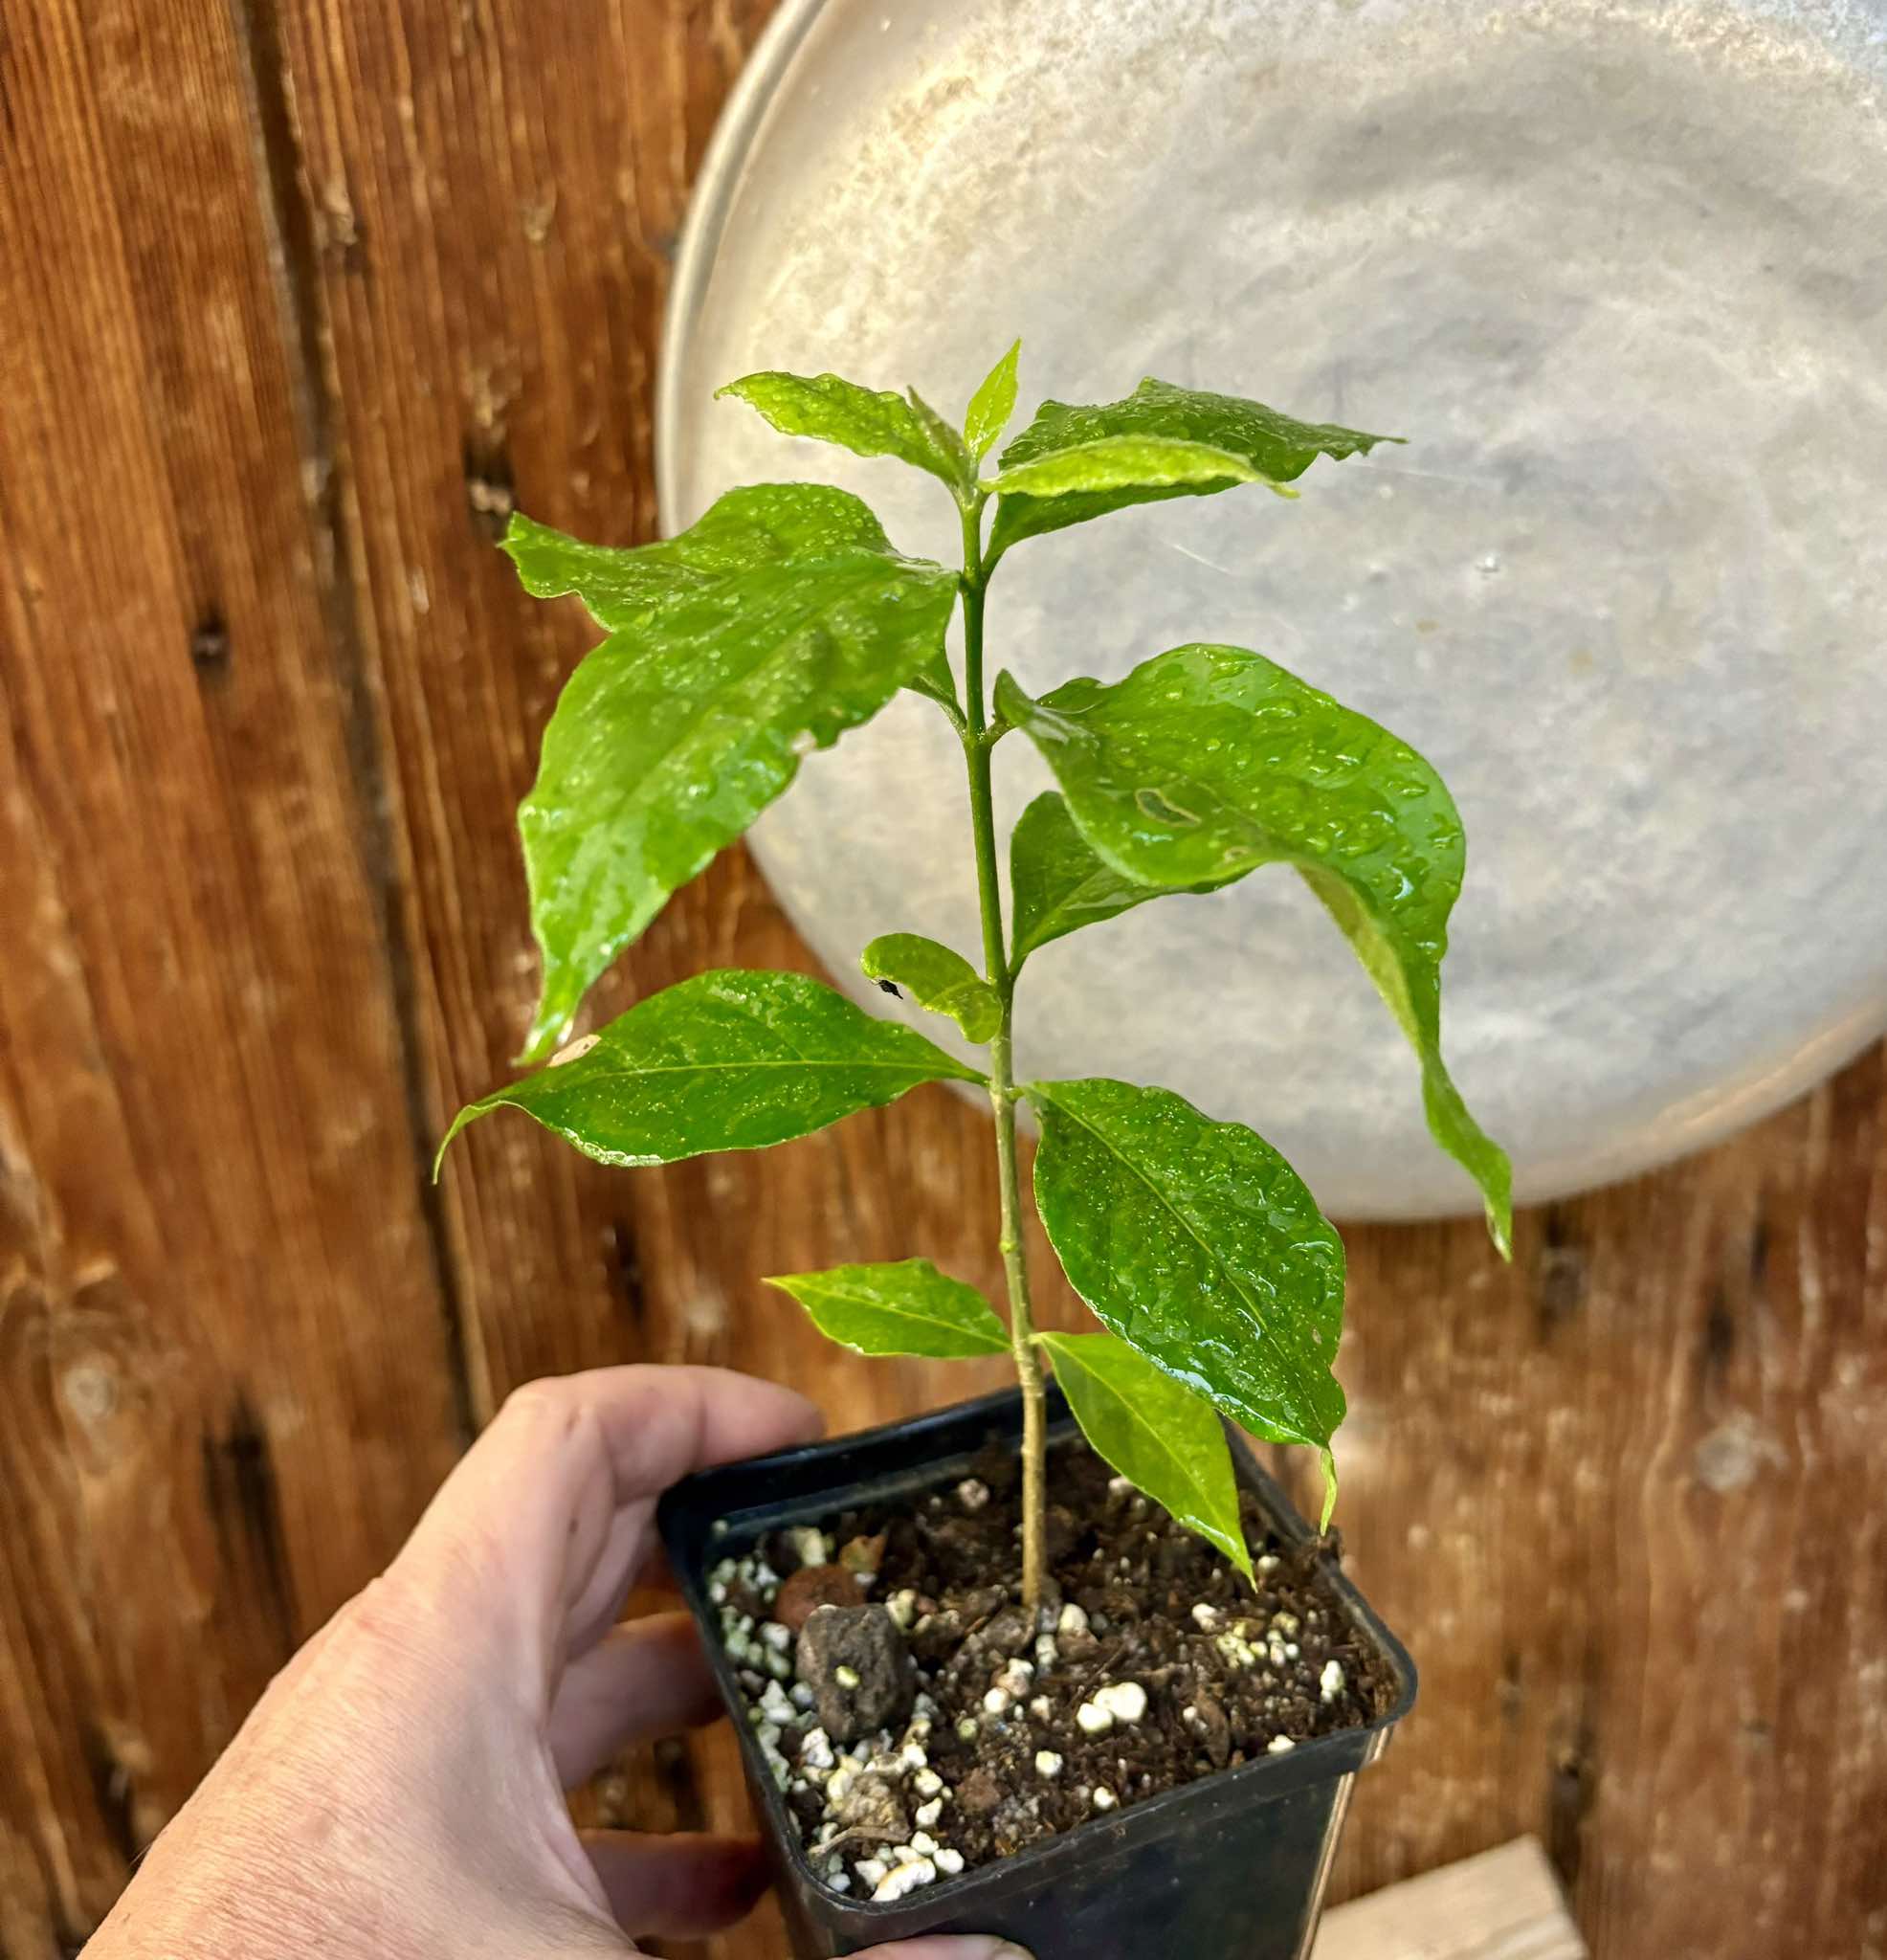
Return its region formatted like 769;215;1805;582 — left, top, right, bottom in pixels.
876;979;903;998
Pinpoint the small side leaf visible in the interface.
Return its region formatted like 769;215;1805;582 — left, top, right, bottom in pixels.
766;1258;1009;1358
988;376;1396;558
718;370;970;494
438;969;983;1171
506;485;957;1059
998;648;1511;1252
905;389;975;496
1029;1076;1347;1459
905;646;966;723
963;339;1021;461
1040;1330;1251;1575
861;934;1002;1043
1009;791;1232;969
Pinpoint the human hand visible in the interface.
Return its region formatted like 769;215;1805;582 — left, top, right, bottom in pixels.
89;1366;1029;1960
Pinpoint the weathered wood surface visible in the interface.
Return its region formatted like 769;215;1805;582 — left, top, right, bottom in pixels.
1313;1837;1585;1960
0;6;1882;1959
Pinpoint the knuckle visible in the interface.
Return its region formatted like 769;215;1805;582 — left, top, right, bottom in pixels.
497;1375;572;1430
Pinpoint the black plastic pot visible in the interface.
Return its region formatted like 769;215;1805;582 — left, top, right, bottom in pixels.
659;1385;1415;1960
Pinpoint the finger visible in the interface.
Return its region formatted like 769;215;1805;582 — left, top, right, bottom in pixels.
548;1614;721;1787
383;1367;821;1690
565;1542;683;1657
564;1502;661;1658
581;1829;768;1941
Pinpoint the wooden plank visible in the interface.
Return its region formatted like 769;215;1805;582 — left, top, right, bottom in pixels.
0;1;464;1949
1321;1052;1887;1958
1315;1837;1584;1960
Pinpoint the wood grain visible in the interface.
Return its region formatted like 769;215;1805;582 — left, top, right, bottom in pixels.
0;1;466;1949
1;4;1883;1959
1313;1837;1585;1960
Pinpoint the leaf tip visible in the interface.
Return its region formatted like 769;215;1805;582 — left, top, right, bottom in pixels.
516;991;572;1068
1225;1530;1254;1582
1482;1149;1515;1259
433;1102;481;1182
1488;1203;1515;1262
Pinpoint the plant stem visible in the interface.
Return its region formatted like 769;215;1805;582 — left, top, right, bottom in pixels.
958;497;1049;1616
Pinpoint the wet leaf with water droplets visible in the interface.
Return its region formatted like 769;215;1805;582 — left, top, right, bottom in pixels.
963;339;1021;461
767;1258;1009;1358
718;369;973;494
1008;791;1234;969
1029;1076;1345;1468
501;489;957;1059
1039;1330;1252;1574
987;377;1395;557
438;969;983;1170
997;648;1511;1253
860;933;1001;1043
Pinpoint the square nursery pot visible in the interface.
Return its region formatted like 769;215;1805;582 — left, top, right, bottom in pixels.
659;1385;1416;1960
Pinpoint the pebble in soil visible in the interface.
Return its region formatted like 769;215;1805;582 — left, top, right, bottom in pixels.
708;1435;1394;1905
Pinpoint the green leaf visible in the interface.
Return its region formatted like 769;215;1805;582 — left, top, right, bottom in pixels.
988;377;1396;558
1009;791;1232;969
1039;1330;1251;1575
997;648;1511;1253
861;933;1002;1043
905;647;965;723
905;388;975;494
1029;1076;1346;1457
990;434;1267;501
963;339;1021;461
505;486;958;1059
438;969;984;1171
766;1258;1009;1358
718;370;971;494
502;486;902;632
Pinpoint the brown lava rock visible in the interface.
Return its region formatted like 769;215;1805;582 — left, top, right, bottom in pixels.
775;1562;867;1634
795;1603;914;1742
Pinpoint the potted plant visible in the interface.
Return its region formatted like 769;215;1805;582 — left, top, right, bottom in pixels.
440;345;1511;1958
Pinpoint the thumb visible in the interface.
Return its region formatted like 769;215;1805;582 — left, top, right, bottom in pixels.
857;1942;1034;1960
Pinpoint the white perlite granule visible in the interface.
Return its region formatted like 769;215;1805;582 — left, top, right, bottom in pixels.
1091;1681;1146;1725
873;1857;937;1903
